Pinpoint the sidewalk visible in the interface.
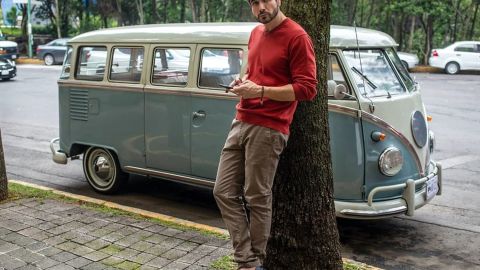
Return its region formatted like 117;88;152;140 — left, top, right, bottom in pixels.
0;197;231;269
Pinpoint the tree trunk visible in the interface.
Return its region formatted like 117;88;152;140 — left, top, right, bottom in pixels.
115;0;123;26
264;0;343;269
452;0;461;42
54;0;61;38
0;130;8;201
407;15;416;52
180;0;186;22
136;0;144;24
469;1;479;40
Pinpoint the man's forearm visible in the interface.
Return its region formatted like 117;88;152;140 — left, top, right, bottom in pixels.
263;84;296;101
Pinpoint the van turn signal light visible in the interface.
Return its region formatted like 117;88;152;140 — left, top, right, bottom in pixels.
371;131;386;142
427;115;433;122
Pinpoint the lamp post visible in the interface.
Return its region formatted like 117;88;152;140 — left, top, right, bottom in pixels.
27;0;33;58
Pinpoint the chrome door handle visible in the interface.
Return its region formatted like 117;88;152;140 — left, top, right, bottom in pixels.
193;111;206;119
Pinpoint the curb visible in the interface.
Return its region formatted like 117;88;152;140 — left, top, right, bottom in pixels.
8;179;384;270
8;179;229;236
15;58;44;65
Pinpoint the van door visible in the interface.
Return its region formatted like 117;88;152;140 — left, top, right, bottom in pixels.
190;46;244;179
144;46;195;175
328;53;364;201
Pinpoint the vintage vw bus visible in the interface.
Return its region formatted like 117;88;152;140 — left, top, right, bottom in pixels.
50;23;441;219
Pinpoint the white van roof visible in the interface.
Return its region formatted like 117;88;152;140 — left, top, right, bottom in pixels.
70;23;398;48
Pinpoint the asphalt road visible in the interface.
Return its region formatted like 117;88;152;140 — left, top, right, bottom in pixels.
1;65;479;269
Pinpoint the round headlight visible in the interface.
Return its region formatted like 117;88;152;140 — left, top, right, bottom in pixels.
411;111;427;147
379;147;403;176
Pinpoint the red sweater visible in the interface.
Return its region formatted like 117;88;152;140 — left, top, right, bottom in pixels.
236;18;318;135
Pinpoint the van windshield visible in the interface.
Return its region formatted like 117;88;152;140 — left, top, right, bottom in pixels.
385;48;415;91
344;49;406;98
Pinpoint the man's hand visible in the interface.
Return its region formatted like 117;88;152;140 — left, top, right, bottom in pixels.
230;80;262;99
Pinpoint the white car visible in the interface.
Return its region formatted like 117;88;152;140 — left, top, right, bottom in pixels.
429;41;480;74
397;51;419;70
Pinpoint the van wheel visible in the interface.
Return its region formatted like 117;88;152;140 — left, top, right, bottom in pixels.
445;62;459;75
44;54;55;66
83;147;128;194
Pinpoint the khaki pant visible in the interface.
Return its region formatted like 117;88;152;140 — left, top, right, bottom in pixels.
213;119;288;269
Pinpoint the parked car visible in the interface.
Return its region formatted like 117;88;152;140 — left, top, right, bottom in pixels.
397;51;419;70
429;41;480;74
0;58;17;81
0;39;19;61
36;38;70;65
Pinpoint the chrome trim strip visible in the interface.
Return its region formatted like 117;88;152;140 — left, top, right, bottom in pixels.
191;91;239;101
144;87;191;96
328;103;359;117
58;81;143;93
361;110;424;175
340;206;407;217
124;166;215;188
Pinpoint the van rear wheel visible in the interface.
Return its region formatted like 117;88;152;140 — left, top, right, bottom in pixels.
83;147;128;194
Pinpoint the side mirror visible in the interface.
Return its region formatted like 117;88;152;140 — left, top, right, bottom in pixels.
333;84;347;100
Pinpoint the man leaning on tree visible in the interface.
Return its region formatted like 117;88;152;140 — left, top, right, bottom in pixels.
212;0;318;269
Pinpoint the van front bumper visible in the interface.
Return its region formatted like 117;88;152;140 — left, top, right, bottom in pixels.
50;137;68;164
335;161;442;219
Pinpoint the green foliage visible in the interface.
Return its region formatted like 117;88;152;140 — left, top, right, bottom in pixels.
6;6;17;27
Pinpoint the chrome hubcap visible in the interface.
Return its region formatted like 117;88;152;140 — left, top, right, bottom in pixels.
45;55;54;65
88;149;115;188
447;64;458;74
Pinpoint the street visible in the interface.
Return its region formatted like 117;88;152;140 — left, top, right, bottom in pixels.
1;65;479;269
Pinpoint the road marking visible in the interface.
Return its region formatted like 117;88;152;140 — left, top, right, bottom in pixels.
438;155;480;169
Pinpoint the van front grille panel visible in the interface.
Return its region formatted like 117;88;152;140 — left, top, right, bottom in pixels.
69;89;89;121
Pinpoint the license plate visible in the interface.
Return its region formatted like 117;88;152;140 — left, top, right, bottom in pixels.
12;55;17;59
1;70;8;75
425;175;439;200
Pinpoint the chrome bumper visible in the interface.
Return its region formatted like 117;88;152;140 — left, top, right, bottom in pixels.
50;137;68;164
336;161;442;219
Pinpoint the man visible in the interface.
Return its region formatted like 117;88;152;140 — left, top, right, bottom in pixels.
213;0;317;269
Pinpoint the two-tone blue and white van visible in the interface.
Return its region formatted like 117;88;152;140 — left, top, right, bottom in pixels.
51;23;441;219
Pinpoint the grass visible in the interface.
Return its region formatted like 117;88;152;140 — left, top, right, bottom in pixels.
4;182;227;240
209;255;373;270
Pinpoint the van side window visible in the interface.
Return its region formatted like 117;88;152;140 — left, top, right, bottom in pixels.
75;46;107;81
60;46;72;79
152;48;190;86
110;47;144;83
327;54;350;97
198;48;242;89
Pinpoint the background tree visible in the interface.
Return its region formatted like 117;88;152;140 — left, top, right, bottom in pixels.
6;6;17;28
0;130;7;201
264;0;343;269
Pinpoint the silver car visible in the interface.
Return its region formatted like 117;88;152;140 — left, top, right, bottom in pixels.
36;38;70;65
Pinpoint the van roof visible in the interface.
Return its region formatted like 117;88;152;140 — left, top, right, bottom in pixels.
70;23;398;48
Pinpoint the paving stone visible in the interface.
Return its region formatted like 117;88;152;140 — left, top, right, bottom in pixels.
114;247;141;260
117;226;140;237
0;227;11;237
195;255;220;267
56;241;82;251
192;245;217;255
102;222;126;232
99;244;125;255
0;242;20;253
117;217;139;226
101;255;126;266
129;252;156;264
84;239;111;250
32;257;60;269
87;228;112;238
176;241;200;252
130;241;155;252
75;225;98;234
209;247;232;258
80;261;109;270
175;231;199;241
36;222;57;231
72;233;96;244
0;254;27;269
48;263;76;270
58;231;83;240
205;237;230;247
146;257;171;268
116;260;142;270
161;237;184;248
144;244;170;256
159;228;183;237
138;265;158;270
24;241;49;252
37;246;63;257
15;264;40;270
70;245;96;256
162;248;188;260
102;232;125;242
50;251;78;263
163;261;190;270
115;234;142;247
17;227;42;238
144;224;167;234
66;256;93;268
30;230;53;241
176;252;206;264
189;235;212;245
83;250;110;262
6;247;45;263
130;221;152;229
185;265;208;270
144;234;167;244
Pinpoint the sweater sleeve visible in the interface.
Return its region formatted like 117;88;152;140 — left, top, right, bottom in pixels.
289;34;318;101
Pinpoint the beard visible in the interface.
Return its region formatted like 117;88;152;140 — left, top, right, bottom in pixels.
256;4;279;24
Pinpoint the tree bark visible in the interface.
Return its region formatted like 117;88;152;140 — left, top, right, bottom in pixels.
407;15;416;52
135;0;144;24
54;0;61;37
264;0;343;269
0;130;8;201
469;1;479;40
180;0;186;22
